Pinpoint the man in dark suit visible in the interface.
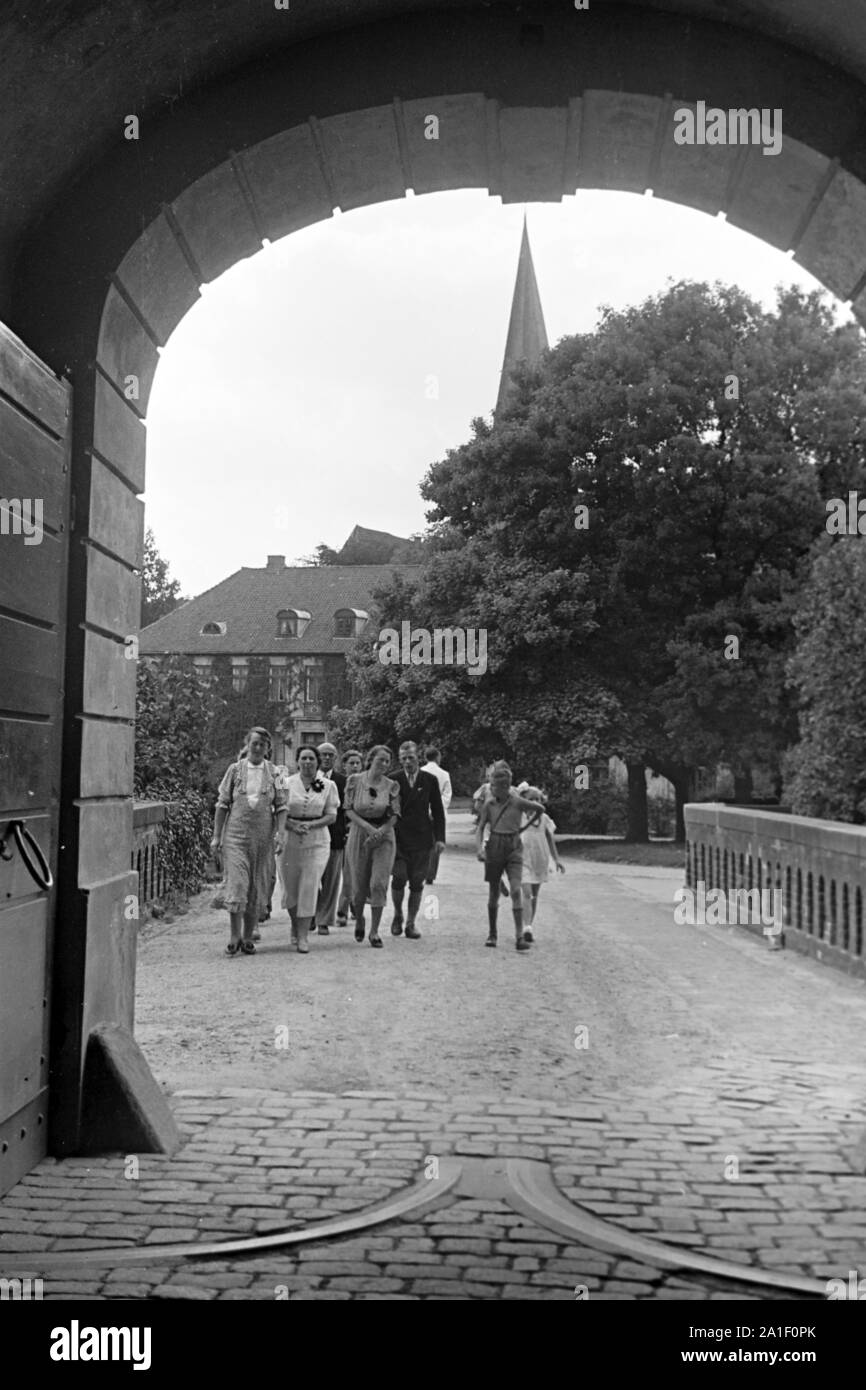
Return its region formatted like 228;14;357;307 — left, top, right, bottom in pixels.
314;741;347;934
390;740;446;940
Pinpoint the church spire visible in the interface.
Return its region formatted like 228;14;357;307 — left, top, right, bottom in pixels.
495;214;549;418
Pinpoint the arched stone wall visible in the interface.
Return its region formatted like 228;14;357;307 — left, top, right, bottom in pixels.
107;94;866;396
14;3;866;1151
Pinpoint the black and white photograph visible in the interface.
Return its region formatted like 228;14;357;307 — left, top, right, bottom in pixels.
1;0;866;1353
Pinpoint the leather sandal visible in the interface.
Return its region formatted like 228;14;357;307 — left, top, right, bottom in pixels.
369;935;383;948
225;941;241;957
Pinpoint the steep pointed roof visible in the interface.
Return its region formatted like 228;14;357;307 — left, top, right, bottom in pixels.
495;216;549;417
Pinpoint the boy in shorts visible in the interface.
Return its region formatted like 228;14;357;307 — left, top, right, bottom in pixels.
475;760;543;951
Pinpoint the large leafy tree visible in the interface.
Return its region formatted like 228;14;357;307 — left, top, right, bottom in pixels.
141;527;186;627
336;282;866;838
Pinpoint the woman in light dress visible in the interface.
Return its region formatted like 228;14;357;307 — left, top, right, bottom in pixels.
520;786;565;943
211;726;287;957
343;745;401;948
279;745;339;953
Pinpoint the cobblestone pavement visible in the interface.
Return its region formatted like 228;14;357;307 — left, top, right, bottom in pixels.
1;819;864;1300
0;1073;862;1300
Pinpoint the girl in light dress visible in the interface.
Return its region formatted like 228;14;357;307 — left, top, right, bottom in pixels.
520;786;565;943
279;745;339;953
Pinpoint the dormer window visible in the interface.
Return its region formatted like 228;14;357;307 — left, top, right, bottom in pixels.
277;608;311;639
200;621;226;636
334;608;368;637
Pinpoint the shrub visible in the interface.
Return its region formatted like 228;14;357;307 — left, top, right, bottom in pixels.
135;657;224;902
142;782;213;903
547;781;629;835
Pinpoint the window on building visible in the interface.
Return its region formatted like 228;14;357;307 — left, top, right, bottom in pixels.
231;660;249;694
269;660;291;703
334;608;368;637
192;657;213;681
200;621;226;636
304;663;323;706
276;609;310;638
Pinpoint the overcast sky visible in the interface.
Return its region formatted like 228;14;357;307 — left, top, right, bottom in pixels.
144;188;844;598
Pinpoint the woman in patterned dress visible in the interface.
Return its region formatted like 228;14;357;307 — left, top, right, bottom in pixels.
336;749;363;927
211;727;287;957
344;745;401;948
279;745;339;953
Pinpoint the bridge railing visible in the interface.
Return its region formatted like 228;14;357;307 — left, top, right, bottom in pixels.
685;803;866;978
132;800;170;911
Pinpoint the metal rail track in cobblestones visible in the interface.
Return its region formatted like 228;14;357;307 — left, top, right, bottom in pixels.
8;1156;827;1297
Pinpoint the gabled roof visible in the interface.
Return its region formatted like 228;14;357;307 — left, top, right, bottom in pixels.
139;562;416;656
336;524;408;563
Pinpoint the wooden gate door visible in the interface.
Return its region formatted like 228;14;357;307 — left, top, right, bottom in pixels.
0;324;71;1197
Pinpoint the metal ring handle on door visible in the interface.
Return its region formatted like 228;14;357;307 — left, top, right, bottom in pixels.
9;820;54;892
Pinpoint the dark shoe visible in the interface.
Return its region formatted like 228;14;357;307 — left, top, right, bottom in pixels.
336;915;348;927
317;925;330;936
391;916;404;936
516;935;531;951
354;922;365;942
225;941;241;957
369;935;383;948
523;929;534;943
240;940;256;955
485;934;497;948
405;923;421;939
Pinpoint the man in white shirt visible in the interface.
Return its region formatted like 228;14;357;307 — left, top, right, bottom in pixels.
421;746;452;884
421;747;452;809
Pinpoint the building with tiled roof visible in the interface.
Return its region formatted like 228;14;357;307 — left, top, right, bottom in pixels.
140;554;417;759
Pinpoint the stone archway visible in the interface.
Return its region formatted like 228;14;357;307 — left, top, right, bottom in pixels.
10;3;866;1156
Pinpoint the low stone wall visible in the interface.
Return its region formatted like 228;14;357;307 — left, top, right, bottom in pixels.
132;801;170;911
685;803;866;978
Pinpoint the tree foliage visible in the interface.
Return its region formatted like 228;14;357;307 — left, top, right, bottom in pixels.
134;657;223;899
335;281;866;834
141;528;185;628
784;538;866;822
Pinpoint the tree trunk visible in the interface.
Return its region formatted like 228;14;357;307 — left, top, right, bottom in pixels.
733;766;753;803
625;761;649;842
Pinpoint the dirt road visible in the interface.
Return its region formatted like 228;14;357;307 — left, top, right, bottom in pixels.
134;813;866;1100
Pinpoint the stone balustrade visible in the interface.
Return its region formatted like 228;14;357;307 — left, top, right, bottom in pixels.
684;803;866;978
131;801;170;911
